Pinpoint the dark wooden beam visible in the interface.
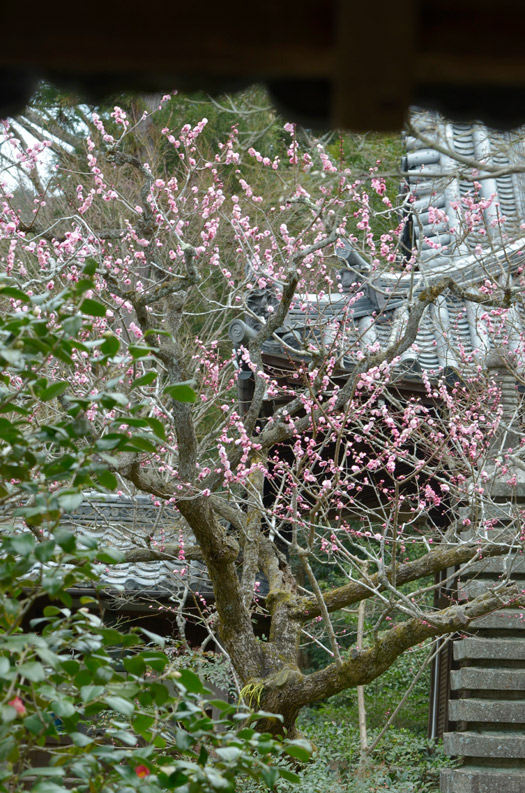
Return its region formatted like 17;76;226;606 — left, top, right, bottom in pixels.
1;0;525;130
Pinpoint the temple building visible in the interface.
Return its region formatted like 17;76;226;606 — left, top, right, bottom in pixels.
229;111;525;793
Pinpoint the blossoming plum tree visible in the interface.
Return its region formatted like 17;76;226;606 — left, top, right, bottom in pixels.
1;94;525;737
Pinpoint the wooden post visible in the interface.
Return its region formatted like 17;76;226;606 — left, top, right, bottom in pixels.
356;598;368;768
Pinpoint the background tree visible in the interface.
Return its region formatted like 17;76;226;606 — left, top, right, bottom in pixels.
1;91;524;740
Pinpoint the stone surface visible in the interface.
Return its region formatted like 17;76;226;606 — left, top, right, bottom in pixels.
451;668;525;692
458;579;514;599
461;526;524;544
471;610;525;630
454;638;525;661
461;500;525;522
441;767;525;793
468;556;525;575
448;698;525;723
484;469;525;499
443;731;525;758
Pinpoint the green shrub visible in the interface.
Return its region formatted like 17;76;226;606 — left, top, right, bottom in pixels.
325;644;431;735
294;708;455;793
0;531;311;792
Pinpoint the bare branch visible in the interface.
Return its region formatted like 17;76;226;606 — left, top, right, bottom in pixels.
293;538;520;621
296;583;519;705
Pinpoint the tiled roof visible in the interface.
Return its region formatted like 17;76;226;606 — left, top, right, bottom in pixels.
62;494;210;597
233;111;525;382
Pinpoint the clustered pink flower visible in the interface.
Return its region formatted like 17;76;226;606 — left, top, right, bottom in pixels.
8;696;25;716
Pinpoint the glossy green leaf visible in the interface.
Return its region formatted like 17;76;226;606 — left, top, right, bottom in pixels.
94;469;118;491
129;345;155;359
0;286;30;302
40;381;69;401
175;729;195;752
110;729;137;746
113;417;148;428
132;714;155;734
82;258;98;275
20;767;65;778
104;696;135;717
283;739;312;762
0;736;15;762
138;627;165;647
53;527;76;552
149;682;169;706
57;492;84;512
261;766;280;789
7;533;35;556
100;334;120;356
79;298;107;317
123;655;146;675
60;660;80;676
31;783;70;793
215;747;243;762
145;416;166;440
178;668;206;694
164;381;197;403
61;315;82;336
74;278;95;296
70;731;93;747
18;661;46;682
51;697;76;718
95;434;125;450
278;768;301;783
96;547;125;564
130;371;157;389
34;540;56;562
141;651;169;672
127;436;157;453
80;685;105;702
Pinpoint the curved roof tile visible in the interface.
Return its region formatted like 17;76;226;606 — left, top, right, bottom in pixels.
237;111;525;381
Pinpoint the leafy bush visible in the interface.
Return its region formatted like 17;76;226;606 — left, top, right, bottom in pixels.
0;246;313;791
165;644;238;700
0;530;311;792
294;707;454;793
322;644;431;735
